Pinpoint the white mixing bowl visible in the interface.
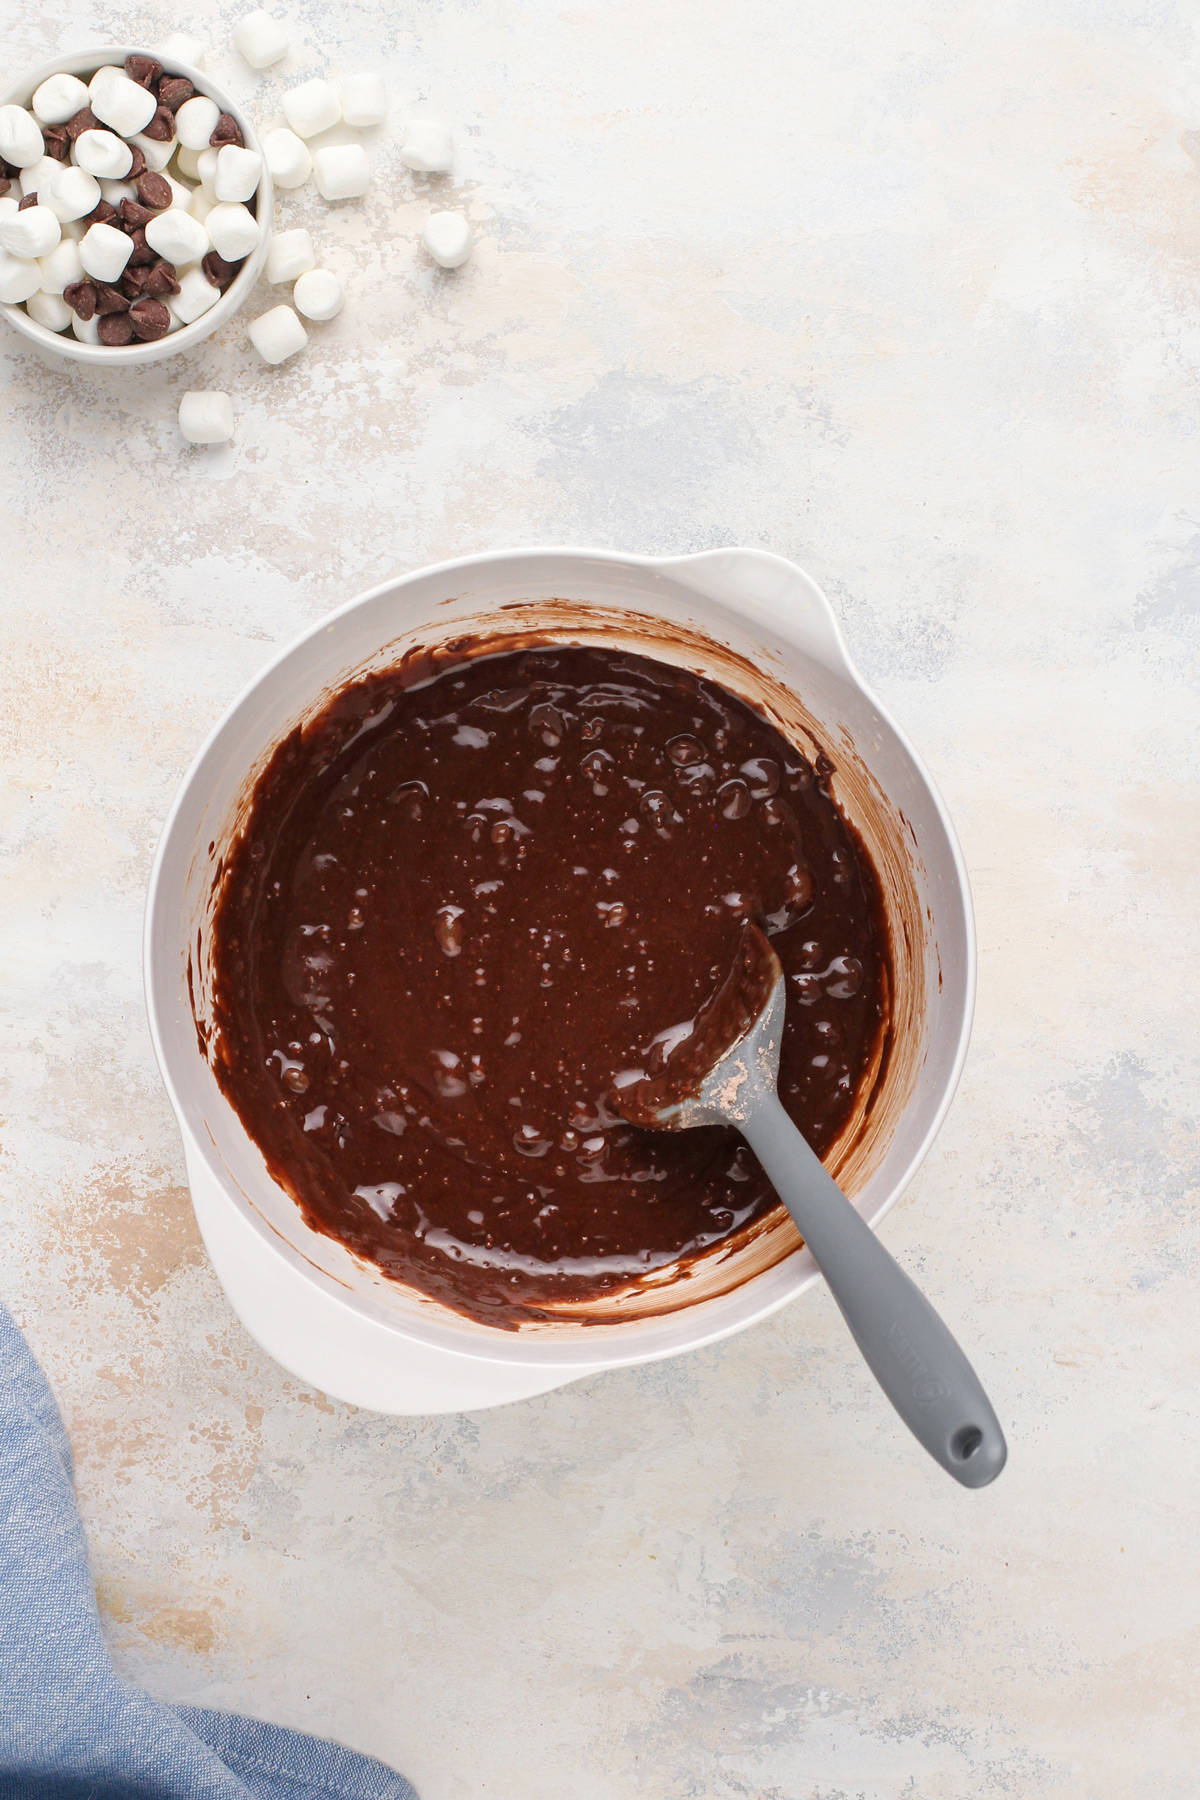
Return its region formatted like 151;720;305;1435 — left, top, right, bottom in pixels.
144;546;975;1413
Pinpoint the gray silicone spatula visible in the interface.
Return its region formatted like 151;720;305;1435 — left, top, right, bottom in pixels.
616;925;1006;1488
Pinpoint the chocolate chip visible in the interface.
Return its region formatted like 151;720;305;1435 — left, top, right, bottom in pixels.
84;199;119;227
127;227;157;267
157;76;194;112
97;311;135;346
94;284;130;315
126;144;147;180
142;105;175;142
42;127;70;161
64;107;98;141
209;112;243;148
144;259;181;297
63;281;98;320
18;191;37;211
129;297;171;341
136;172;172;210
0;178;9;198
119;198;154;230
120;265;152;298
125;54;163;88
201;250;241;290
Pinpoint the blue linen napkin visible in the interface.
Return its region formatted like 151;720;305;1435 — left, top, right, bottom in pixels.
0;1301;417;1799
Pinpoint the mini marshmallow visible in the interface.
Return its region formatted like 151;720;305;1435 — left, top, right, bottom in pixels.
157;32;207;69
78;220;134;282
87;66;123;100
340;73;387;128
0;204;61;259
98;177;137;207
74;130;134;180
262;127;311;189
399;120;453;174
170;264;221;324
399;119;455;173
205;201;261;260
71;308;101;343
282;78;341;140
43;165;102;223
164;173;195;211
0;105;45;168
91;71;158;137
249;302;307;362
26;287;72;331
37;236;84;294
195;147;221;190
233;10;290;69
0;250;43;304
312;143;369;200
190;188;215;226
129;130;176;172
179;389;235;443
0;197;16;222
145;208;209;265
20;156;62;199
292;266;343;320
213;144;263;203
176;94;221;150
265;225;315;284
31;72;91;127
174;145;202;180
422;210;472;268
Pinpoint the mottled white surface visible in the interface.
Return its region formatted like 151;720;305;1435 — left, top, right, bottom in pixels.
2;2;1198;1796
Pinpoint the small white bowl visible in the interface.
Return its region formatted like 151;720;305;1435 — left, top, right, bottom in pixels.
0;45;272;366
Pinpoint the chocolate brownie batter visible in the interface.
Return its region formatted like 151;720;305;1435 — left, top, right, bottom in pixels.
207;642;890;1326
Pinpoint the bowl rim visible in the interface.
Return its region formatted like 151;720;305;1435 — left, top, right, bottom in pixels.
0;43;273;366
144;544;979;1369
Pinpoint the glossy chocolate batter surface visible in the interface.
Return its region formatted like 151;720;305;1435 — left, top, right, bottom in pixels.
207;643;889;1326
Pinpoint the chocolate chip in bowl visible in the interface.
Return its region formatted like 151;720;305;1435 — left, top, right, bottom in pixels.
0;45;272;363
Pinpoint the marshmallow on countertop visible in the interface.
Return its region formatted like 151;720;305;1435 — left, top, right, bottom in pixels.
0;204;61;259
41;165;102;223
292;266;344;320
176;94;221;150
26;287;72;331
399;120;454;173
157;32;207;69
213;144;263;203
313;143;369;200
37;236;84;294
74;130;134;180
282;78;341;140
170;265;222;324
90;71;157;137
205;201;261;261
129;130;176;172
262;127;311;189
340;73;387;127
233;10;290;69
422;210;472;268
145;209;209;266
0;250;43;304
249;302;307;363
0;105;45;168
266;226;315;284
31;73;91;127
78;220;134;282
179;389;235;443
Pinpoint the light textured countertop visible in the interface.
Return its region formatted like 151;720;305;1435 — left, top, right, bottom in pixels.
2;3;1198;1796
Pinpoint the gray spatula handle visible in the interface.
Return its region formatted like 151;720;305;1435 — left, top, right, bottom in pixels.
741;1091;1006;1488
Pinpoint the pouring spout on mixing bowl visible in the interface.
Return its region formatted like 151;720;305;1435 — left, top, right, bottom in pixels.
651;548;859;687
